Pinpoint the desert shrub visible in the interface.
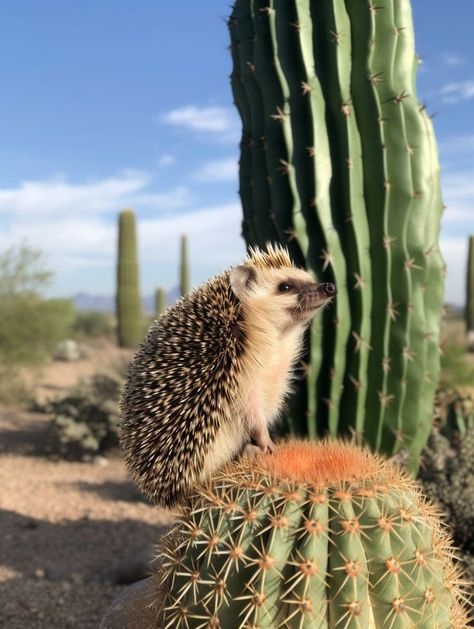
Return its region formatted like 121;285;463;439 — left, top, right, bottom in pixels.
0;244;75;405
45;371;124;458
439;341;474;389
0;365;34;407
72;310;115;340
0;294;75;366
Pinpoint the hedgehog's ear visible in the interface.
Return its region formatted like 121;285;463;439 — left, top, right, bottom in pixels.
229;265;256;299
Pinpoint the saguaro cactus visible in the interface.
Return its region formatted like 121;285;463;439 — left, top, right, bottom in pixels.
155;442;468;628
155;287;166;318
466;236;474;351
116;209;143;348
180;234;190;297
229;0;445;470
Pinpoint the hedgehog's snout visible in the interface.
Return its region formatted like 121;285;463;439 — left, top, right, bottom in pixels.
299;281;337;311
317;282;337;297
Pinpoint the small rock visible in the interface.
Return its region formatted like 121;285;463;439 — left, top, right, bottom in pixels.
69;572;84;585
53;339;81;362
34;568;45;579
93;455;109;467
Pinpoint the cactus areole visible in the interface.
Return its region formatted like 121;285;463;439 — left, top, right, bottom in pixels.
155;442;468;628
228;0;446;471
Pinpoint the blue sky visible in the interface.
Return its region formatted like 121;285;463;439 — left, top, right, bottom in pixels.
0;1;472;305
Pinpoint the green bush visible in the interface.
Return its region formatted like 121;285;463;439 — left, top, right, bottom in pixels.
72;310;115;340
0;244;75;405
45;372;124;458
439;341;474;389
0;294;74;366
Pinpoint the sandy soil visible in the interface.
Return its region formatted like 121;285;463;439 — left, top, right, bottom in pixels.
0;343;172;629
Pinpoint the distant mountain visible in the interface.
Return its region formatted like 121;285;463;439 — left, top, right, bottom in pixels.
72;287;180;313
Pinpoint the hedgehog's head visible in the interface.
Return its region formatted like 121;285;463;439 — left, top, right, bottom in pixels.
229;245;337;331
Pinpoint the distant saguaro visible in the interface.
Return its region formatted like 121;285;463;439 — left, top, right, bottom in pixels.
467;236;474;351
155;287;166;317
179;235;190;297
116;209;143;348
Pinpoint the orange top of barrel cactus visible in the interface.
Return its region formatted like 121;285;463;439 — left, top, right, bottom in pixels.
251;440;406;487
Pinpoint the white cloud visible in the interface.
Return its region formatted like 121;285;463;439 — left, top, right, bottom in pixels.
192;158;238;183
0;169;243;296
157;154;176;167
441;81;474;104
160;105;240;143
444;54;467;66
139;202;243;288
0;170;191;216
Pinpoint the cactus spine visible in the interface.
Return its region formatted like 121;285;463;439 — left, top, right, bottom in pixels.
155;287;166;318
180;235;190;297
466;236;474;351
116;209;143;348
155;442;468;628
229;0;445;470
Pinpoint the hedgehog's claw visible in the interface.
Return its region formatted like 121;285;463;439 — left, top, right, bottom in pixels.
264;439;277;454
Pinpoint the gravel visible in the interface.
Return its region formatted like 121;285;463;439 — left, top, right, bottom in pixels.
0;408;171;629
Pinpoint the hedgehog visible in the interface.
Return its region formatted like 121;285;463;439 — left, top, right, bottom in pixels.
120;245;337;507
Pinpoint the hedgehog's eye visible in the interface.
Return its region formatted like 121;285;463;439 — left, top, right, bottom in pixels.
278;282;293;293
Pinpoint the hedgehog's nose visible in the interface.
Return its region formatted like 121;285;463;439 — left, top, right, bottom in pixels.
320;282;337;296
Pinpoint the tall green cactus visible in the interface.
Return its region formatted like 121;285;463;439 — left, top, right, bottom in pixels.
229;0;445;471
116;209;143;348
155;287;167;318
155;442;467;628
466;236;474;350
180;234;190;297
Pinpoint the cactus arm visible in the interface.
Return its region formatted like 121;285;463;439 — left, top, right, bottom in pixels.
310;0;372;440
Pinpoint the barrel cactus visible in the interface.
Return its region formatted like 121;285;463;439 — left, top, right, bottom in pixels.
228;0;445;471
154;442;468;628
116;209;143;348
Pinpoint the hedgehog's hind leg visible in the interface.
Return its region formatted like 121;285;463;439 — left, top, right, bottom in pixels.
249;424;276;454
